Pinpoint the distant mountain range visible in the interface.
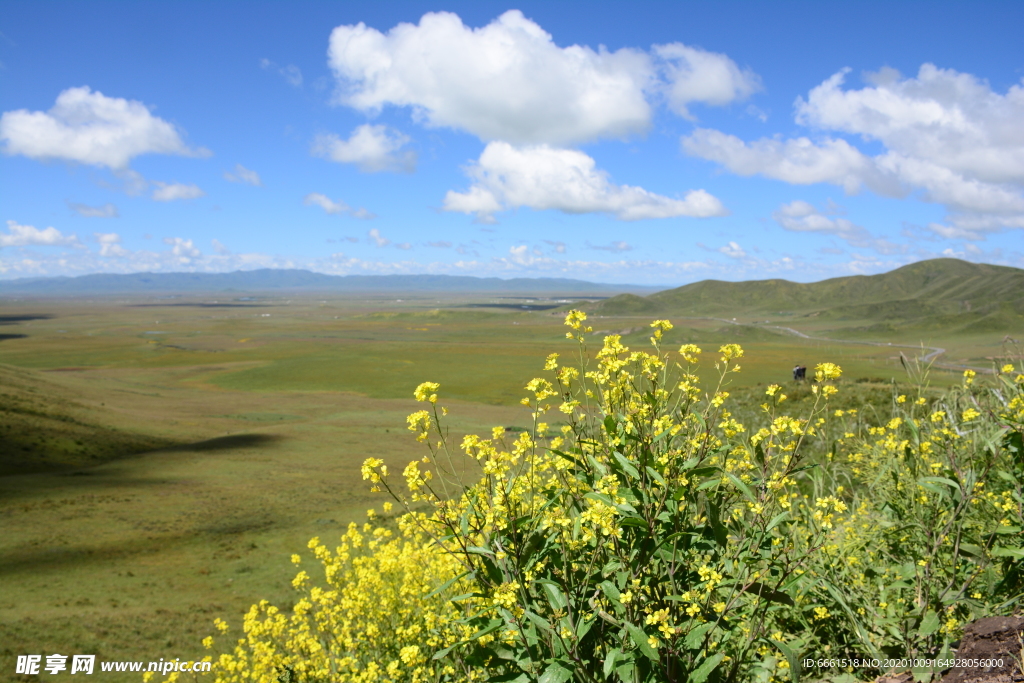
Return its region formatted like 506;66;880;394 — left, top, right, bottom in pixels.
0;270;659;295
589;258;1024;336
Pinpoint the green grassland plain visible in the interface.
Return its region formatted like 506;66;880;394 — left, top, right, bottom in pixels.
0;289;1017;680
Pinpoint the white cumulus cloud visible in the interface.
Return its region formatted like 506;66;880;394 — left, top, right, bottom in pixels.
443;142;727;222
312;124;415;172
224;163;262;186
328;11;757;146
796;65;1024;185
1;220;80;248
152;182;205;202
68;202;119;218
684;65;1024;240
0;86;208;169
654;43;760;118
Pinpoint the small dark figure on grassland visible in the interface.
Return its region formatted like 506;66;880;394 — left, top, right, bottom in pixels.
793;365;807;381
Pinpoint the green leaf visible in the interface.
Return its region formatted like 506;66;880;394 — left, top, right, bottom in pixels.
725;471;757;503
992;546;1024;559
537;580;568;611
600;580;622;603
538;661;573;683
690;652;725;683
684;622;715;650
576;615;595;641
707;501;728;548
550;449;584;468
754;442;766;467
767;639;800;683
645;466;666;486
613;451;641;480
957;543;984;558
690;466;720;478
524;610;552;633
478;555;504;584
919;609;940;637
425;570;471;599
604;415;618;436
765;511;790;533
469;618;504;641
696;479;720;492
625;622;659;662
603;648;621;679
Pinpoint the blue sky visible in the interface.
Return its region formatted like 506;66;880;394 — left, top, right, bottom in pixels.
1;1;1022;285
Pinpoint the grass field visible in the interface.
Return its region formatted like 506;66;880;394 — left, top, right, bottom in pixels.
1;289;1018;680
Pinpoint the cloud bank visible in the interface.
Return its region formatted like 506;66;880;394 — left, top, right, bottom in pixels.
684;65;1024;240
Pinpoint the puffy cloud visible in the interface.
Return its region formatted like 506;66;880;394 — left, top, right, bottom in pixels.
224;163;262;186
544;240;567;254
95;232;127;257
328;11;757;146
312;124;415;172
303;192;375;219
162;237;201;263
368;228;390;247
152;182;205;202
260;58;303;87
0;86;208;169
684;65;1024;239
211;238;230;255
443;142;728;222
68;202;119;218
654;43;760;118
1;220;80;248
329;11;648;145
796;65;1024;185
772;200;903;253
718;241;746;258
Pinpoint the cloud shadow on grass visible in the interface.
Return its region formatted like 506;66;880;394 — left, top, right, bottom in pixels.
158;433;285;452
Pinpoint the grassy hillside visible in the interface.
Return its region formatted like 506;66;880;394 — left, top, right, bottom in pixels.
589;259;1024;335
0;364;177;476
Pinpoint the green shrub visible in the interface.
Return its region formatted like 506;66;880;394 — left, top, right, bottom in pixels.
193;313;1022;683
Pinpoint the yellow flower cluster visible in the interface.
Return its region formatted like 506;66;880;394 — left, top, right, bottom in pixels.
195;519;483;682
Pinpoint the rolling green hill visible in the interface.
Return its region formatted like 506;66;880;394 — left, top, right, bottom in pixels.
0;365;175;475
588;259;1024;335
